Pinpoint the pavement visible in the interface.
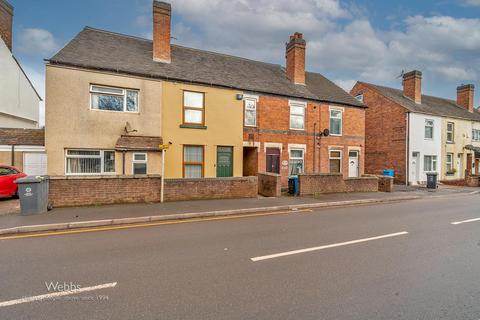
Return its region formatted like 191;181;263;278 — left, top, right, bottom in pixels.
0;185;477;234
0;194;479;319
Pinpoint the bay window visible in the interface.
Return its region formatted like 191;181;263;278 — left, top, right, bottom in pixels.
66;150;115;175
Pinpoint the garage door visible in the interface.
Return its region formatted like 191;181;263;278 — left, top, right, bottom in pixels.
23;153;47;176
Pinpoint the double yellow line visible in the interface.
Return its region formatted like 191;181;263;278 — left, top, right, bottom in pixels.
0;209;312;241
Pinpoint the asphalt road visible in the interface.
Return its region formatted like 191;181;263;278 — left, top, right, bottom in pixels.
0;194;479;319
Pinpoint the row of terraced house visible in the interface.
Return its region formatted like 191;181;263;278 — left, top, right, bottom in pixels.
1;0;479;206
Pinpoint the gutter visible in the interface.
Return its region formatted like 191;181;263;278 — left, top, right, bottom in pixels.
406;112;410;186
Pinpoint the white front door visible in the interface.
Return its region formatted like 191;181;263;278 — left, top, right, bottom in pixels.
411;152;420;185
348;151;359;177
23;153;47;176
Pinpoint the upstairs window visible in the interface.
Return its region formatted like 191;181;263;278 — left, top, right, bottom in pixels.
244;98;257;127
446;122;455;143
472;129;480;142
90;85;139;112
66;150;115;175
355;94;364;102
289;101;306;130
183;91;205;125
424;120;434;139
330;108;343;136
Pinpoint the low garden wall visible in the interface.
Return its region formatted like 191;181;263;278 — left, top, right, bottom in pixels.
49;175;258;207
298;173;379;196
378;176;394;192
258;172;281;197
466;175;480;187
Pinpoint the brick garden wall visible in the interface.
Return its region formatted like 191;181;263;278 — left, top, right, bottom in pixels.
465;175;480;187
378;176;394;192
163;177;257;201
258;172;281;197
49;175;258;207
298;173;378;195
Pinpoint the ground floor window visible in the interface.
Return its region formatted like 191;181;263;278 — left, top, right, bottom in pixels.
66;150;115;175
289;148;304;175
329;150;342;173
424;155;437;172
184;145;204;178
132;153;147;175
446;153;454;174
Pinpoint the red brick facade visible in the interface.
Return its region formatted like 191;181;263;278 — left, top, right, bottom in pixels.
243;95;366;187
350;82;408;183
0;0;13;51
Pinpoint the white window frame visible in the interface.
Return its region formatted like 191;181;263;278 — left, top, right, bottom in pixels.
424;119;434;140
289;100;306;131
446;122;454;143
132;152;148;175
329;149;343;173
65;149;116;176
89;85;139;113
243;95;258;127
472;129;480;142
423;155;437;172
446;153;454;173
288;144;306;176
329;107;344;136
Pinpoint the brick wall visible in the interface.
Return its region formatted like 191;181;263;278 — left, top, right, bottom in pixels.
465;175;479;187
244;95;366;188
351;83;408;183
49;175;163;207
298;173;378;195
49;176;258;207
258;172;281;197
378;176;394;192
163;177;257;201
0;1;13;51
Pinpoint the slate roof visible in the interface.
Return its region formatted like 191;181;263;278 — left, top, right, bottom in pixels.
0;128;45;146
360;82;480;122
47;27;364;108
115;135;163;151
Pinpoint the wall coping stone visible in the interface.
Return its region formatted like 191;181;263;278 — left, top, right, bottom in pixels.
49;175;162;180
258;172;281;177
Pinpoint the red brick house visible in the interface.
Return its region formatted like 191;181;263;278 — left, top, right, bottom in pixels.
242;33;366;187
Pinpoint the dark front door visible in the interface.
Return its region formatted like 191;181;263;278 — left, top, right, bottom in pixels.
217;146;233;177
266;148;280;174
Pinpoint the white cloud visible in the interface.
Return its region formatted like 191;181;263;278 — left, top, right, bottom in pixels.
18;28;58;56
461;0;480;6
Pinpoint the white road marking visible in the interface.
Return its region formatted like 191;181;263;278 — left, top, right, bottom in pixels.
251;231;409;262
0;282;117;308
451;217;480;225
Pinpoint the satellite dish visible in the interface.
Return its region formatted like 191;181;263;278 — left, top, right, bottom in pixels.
323;128;330;137
124;122;138;134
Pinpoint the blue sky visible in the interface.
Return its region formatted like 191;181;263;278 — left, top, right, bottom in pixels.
8;0;480;125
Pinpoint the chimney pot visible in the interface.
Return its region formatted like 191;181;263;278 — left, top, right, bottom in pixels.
153;1;171;63
403;70;422;104
0;0;14;51
457;84;475;113
285;32;306;85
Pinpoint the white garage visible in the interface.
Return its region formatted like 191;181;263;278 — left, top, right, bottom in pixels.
23;152;47;176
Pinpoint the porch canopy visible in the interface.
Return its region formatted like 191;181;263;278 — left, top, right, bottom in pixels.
115;135;163;152
464;145;480;158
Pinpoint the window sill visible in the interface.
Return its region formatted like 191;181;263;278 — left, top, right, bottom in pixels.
180;124;208;130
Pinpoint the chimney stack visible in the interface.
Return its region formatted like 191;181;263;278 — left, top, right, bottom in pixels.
457;84;475;113
0;0;13;51
286;32;306;85
403;70;422;104
153;1;171;63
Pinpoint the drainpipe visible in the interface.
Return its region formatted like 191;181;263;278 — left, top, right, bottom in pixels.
122;151;126;175
405;112;410;186
11;145;15;166
313;122;317;173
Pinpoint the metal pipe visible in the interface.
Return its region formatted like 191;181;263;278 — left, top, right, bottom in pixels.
313;122;317;173
11;145;14;166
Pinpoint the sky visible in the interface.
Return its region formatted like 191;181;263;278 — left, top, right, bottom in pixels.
8;0;480;126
